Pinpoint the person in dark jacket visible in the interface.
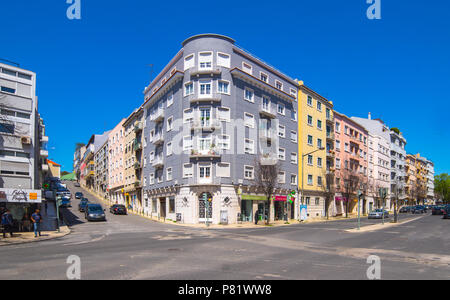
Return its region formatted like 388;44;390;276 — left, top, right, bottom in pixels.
31;209;42;237
2;210;14;238
254;210;259;225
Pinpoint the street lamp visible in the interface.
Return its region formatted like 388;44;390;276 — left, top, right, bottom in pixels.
300;147;325;220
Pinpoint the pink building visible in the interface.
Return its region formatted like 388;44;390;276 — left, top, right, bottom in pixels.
333;111;369;215
108;119;126;205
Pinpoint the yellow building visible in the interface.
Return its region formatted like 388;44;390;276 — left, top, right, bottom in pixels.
122;107;144;213
413;153;428;204
298;82;334;218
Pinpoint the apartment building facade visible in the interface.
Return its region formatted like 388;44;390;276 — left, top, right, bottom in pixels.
390;128;407;205
94;138;109;199
0;62;43;215
298;83;333;218
351;114;392;208
405;154;417;204
141;34;299;224
333;111;369;215
122;108;144;212
425;159;435;203
108;119;126;205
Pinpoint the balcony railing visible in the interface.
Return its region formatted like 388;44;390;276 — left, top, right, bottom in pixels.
40;149;49;157
152;132;164;145
134;180;141;187
188;176;222;186
259;106;276;119
152;156;164;168
326;131;335;140
150;109;165;122
190;118;222;131
190;67;222;77
259;130;275;140
187;93;222;104
133;162;141;169
190;148;221;159
134;121;143;132
133;140;142;151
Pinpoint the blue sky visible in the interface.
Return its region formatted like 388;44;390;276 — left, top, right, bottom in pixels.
1;0;449;174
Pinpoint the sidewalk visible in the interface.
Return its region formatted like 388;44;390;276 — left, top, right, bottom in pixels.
82;186;370;229
0;226;71;247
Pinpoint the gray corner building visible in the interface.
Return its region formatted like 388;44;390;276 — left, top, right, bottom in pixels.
141;34;299;224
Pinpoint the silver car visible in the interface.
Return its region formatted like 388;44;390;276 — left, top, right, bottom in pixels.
368;209;389;219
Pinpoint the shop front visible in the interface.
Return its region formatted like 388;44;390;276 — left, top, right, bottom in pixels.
240;194;266;222
0;188;42;232
273;195;287;221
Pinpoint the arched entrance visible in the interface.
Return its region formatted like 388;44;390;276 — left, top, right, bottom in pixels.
199;192;213;223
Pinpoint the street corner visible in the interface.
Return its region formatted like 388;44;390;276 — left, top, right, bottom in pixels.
0;226;71;247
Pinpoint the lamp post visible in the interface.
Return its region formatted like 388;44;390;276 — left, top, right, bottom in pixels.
357;189;362;230
378;188;387;225
300;147;325;220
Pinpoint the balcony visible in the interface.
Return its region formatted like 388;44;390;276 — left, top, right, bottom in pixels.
188;176;222;186
40;149;49;157
134;121;143;133
190;149;221;159
41;164;49;172
150;109;165;122
133;162;141;169
259;130;275;141
326;131;335;140
188;94;222;104
326;150;335;158
190;67;222;77
152;156;164;168
133;140;142;152
259;106;276;119
260;153;278;165
190;119;221;131
152;132;164;145
40;135;49;143
326;114;334;123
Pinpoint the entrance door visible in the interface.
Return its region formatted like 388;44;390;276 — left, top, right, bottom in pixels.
160;198;166;218
240;200;252;222
199;193;212;223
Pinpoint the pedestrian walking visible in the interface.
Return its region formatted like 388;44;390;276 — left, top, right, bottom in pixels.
1;210;14;238
254;210;259;225
31;209;42;237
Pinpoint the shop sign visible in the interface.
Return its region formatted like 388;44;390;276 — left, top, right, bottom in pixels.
0;188;42;203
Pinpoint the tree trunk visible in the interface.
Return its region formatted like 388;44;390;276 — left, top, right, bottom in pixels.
266;197;271;225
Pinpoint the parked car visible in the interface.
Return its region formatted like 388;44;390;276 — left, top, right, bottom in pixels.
56;187;71;199
412;205;426;214
75;192;83;199
60;196;72;208
442;205;450;219
78;198;89;212
432;205;444;215
85;204;106;222
368;209;389;219
110;204;127;215
399;206;411;213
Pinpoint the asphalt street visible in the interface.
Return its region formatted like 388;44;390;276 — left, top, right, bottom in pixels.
0;181;448;280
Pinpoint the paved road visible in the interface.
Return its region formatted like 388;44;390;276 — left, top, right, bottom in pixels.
0;181;448;280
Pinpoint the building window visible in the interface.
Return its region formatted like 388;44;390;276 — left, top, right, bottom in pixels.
291;174;297;185
317;138;323;149
244;165;254;179
184;54;195;70
244;113;255;128
278;148;286;160
217;107;230;122
242;62;253;74
166;167;173;181
244;88;254;102
317;101;322;111
218;80;230;94
291;131;297;143
307;155;313;166
166;142;173;156
218;135;230;150
183;108;194;123
291;110;297;121
278;172;286;184
278;125;285;138
317;157;322;168
317;120;322;130
216;162;231;177
183;136;193;151
307;95;313;106
199;80;212;97
183;164;193;178
277;103;285;115
260;72;268;83
167;116;173;131
307;115;313;126
275;80;283;90
317;176;323;186
217;52;230;68
307;135;313;146
291;152;297;164
244;139;255;154
307;175;313;185
199;52;213;70
167;92;173;107
184;82;194;96
336;158;341;169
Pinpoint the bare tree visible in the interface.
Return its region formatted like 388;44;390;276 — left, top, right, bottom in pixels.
340;168;362;218
391;176;404;223
321;170;336;219
253;156;281;225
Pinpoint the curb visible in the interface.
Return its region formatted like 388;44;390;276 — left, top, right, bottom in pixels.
0;226;71;247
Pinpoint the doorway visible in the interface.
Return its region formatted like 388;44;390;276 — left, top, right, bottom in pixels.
160;198;166;218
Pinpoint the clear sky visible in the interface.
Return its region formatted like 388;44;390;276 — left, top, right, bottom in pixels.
1;0;449;174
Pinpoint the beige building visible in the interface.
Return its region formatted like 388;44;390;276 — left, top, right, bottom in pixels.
108;119;126;205
47;159;61;178
122;107;144;212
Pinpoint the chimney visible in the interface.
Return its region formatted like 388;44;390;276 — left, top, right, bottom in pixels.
368;112;372;120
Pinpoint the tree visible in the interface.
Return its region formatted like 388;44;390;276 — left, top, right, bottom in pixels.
411;179;427;205
340;168;362;218
391;176;405;223
253;156;281;225
321;171;336;219
435;173;450;204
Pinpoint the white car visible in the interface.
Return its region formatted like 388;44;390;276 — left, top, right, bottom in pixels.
368;209;389;219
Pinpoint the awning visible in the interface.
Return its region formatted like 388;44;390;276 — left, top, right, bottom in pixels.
241;194;267;201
